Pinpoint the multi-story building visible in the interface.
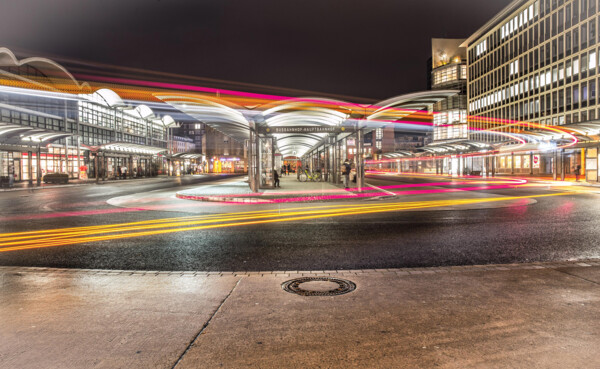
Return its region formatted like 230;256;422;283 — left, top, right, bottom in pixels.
395;135;429;150
464;0;599;177
177;122;204;152
177;121;246;159
169;135;195;153
0;47;176;183
465;0;600;135
430;38;469;143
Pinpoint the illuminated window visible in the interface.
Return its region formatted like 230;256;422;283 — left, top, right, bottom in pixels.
433;65;460;85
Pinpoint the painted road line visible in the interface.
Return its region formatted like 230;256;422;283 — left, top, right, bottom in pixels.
0;192;573;252
366;182;397;197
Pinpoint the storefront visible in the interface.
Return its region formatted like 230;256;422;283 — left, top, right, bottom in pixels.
495;151;558;176
586;147;599;182
169;153;206;175
1;146;85;182
283;157;301;173
209;156;245;173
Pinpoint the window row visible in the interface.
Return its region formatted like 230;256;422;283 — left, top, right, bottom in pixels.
470;17;598;84
473;0;599;62
471;49;599;111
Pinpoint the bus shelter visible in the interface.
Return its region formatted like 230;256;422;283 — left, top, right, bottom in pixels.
155;91;458;192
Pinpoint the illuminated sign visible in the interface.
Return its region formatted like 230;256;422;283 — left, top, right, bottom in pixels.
532;154;540;168
262;126;354;134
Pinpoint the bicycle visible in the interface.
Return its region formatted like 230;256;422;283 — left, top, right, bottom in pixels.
298;169;323;182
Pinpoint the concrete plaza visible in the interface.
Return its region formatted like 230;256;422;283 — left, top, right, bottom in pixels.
1;260;599;368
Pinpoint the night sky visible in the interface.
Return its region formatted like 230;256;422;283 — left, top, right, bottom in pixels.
1;0;511;101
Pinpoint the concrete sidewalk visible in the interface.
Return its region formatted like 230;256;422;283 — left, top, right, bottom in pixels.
0;175;176;192
1;260;599;368
176;175;378;203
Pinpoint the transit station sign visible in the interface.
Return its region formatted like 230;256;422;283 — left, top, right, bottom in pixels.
261;126;354;134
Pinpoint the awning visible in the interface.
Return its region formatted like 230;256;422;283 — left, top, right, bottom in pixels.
98;142;167;155
171;152;205;159
0;123;73;145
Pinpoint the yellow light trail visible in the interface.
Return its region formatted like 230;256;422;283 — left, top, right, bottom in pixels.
0;192;573;253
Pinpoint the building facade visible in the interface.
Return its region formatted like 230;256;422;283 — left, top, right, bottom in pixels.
177;122;203;153
430;38;469;143
465;0;600;178
169;135;195;154
467;0;598;138
0;47;176;183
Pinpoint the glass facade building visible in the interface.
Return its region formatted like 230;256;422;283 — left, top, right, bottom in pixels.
467;0;600;143
0;47;175;183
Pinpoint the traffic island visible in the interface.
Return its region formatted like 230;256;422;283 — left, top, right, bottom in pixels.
175;175;379;204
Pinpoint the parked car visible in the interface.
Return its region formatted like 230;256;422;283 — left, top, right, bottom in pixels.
43;173;69;184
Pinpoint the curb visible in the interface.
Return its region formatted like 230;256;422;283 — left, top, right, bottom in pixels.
0;176;174;192
2;259;598;277
175;189;363;204
176;193;271;204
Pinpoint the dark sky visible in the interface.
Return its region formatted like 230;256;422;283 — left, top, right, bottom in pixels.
0;0;511;101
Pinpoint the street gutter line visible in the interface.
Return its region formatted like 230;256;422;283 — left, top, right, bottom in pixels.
366;182;397;197
553;268;600;285
171;277;243;369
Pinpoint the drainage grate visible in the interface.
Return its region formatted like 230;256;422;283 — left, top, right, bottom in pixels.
281;277;356;296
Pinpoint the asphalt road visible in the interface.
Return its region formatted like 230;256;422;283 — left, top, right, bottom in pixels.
0;173;598;271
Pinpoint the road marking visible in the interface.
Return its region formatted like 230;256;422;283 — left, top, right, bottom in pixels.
0;192;574;252
366;182;396;197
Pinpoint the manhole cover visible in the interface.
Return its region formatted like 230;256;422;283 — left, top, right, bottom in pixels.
282;277;356;296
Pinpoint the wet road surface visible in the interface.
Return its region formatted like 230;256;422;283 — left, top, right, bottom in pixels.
0;173;598;271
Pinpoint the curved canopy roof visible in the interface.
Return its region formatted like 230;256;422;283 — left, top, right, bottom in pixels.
265;92;458;157
367;90;459;125
80;89;177;129
260;97;352;158
99;142;167;155
155;91;459;158
81;88;127;108
154;93;251;141
0;123;73;144
171;152;205;159
0;47;90;93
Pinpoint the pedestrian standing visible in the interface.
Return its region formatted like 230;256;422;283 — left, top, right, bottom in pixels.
342;159;351;189
273;169;280;188
574;164;581;182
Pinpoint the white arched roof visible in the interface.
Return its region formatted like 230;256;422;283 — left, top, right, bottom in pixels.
259;97;352;157
80;88;126;108
133;105;155;119
367;90;459;122
154;93;251;141
0;47;90;92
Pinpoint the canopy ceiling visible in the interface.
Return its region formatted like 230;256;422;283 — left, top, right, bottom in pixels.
156;90;459;158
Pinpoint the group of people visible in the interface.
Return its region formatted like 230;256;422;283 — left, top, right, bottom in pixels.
116;166;128;179
272;160;355;189
280;164;292;176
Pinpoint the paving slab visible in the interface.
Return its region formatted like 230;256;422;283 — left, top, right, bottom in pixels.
555;266;600;284
178;268;600;369
1;264;599;368
0;271;241;369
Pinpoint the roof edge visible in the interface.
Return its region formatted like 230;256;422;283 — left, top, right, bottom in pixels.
461;0;530;48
